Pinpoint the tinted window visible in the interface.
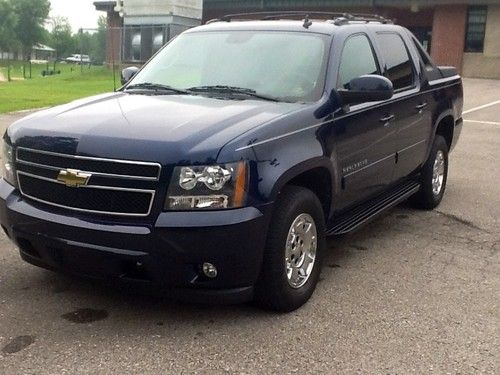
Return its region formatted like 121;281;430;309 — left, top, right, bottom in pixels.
412;37;433;70
376;33;415;91
465;6;488;52
338;34;379;89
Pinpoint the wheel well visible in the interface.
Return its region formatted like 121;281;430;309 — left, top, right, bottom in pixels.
436;116;454;150
286;167;332;219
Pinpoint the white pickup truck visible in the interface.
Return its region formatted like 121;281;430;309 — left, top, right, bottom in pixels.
65;54;91;64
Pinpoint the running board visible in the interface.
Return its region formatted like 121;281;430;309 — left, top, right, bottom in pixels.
327;180;420;236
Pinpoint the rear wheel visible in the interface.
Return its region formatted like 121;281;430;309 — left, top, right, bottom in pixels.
254;186;326;312
412;135;449;209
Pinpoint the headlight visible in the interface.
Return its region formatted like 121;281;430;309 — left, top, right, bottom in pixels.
1;141;16;187
165;161;248;210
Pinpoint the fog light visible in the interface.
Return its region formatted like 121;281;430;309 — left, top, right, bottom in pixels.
202;262;218;278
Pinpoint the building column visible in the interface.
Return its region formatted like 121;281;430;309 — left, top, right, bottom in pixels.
106;11;122;65
430;5;467;72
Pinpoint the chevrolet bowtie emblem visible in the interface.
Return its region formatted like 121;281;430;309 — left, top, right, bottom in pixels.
57;169;92;187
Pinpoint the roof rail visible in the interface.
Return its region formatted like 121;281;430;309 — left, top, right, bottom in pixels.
206;11;393;26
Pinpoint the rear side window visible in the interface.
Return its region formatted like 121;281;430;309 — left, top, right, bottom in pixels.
338;34;379;89
376;33;415;91
411;37;434;70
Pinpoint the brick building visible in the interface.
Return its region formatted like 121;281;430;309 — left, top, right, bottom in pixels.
95;0;500;78
94;0;202;64
203;0;500;79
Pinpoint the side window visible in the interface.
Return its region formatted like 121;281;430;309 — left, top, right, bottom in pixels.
338;34;379;89
376;33;415;91
411;36;434;71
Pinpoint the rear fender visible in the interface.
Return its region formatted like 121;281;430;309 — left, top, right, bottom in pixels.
426;109;454;161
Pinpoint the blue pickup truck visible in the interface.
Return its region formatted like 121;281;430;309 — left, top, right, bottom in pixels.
0;13;463;311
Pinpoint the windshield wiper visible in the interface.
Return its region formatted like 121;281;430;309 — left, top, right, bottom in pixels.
187;85;280;102
125;82;191;95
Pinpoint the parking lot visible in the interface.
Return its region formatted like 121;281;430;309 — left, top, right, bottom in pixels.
0;78;498;374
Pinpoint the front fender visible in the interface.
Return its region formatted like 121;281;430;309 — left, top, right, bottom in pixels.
216;101;340;214
218;119;339;218
268;156;335;202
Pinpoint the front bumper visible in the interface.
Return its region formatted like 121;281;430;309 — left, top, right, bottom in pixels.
0;180;271;304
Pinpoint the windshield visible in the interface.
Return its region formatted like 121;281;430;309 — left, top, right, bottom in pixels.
127;31;330;102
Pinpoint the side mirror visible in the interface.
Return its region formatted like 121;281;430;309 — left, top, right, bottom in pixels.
337;75;394;105
121;66;139;85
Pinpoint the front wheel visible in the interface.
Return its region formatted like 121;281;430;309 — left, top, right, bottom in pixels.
254;186;326;312
412;135;449;209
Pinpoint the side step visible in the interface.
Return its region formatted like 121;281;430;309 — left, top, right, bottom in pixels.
327;180;420;236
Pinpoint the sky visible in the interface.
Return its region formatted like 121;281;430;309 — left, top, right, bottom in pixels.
49;0;102;32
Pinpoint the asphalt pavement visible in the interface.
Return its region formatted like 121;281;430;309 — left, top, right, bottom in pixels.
0;78;498;374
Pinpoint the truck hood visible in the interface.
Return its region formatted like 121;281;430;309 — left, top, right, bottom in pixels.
8;92;299;164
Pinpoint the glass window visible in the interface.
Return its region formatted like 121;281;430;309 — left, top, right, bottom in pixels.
465;6;488;53
338;34;379;89
131;32;141;61
152;28;165;54
376;33;415;91
130;31;329;102
123;25;168;62
412;37;434;70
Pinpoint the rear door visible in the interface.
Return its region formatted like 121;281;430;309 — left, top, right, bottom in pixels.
333;32;397;210
374;31;433;181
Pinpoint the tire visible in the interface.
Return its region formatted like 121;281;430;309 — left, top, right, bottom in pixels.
411;135;449;209
254;185;326;312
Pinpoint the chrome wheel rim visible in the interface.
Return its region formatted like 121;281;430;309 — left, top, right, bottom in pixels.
432;150;445;196
285;213;317;289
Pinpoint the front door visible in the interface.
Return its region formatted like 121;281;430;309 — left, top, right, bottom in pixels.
332;33;397;210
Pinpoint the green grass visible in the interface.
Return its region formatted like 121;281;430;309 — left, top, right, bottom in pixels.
0;64;119;113
0;61;77;80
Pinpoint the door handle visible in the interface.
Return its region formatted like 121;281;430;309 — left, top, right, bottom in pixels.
416;102;428;111
379;114;395;124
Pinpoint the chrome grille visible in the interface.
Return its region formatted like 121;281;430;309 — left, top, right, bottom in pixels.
15;147;161;217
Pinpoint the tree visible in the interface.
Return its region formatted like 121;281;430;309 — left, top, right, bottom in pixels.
77;30;93;59
49;16;77;59
90;15;107;64
0;0;18;51
74;16;107;65
11;0;51;57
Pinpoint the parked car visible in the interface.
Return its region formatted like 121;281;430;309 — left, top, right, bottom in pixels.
65;54;91;64
0;13;463;311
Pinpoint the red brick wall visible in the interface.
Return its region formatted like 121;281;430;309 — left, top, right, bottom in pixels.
430;5;467;71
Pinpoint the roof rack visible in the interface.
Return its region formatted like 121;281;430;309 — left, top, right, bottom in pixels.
206;11;393;27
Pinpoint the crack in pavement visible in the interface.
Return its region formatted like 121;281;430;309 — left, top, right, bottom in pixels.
435;211;487;232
